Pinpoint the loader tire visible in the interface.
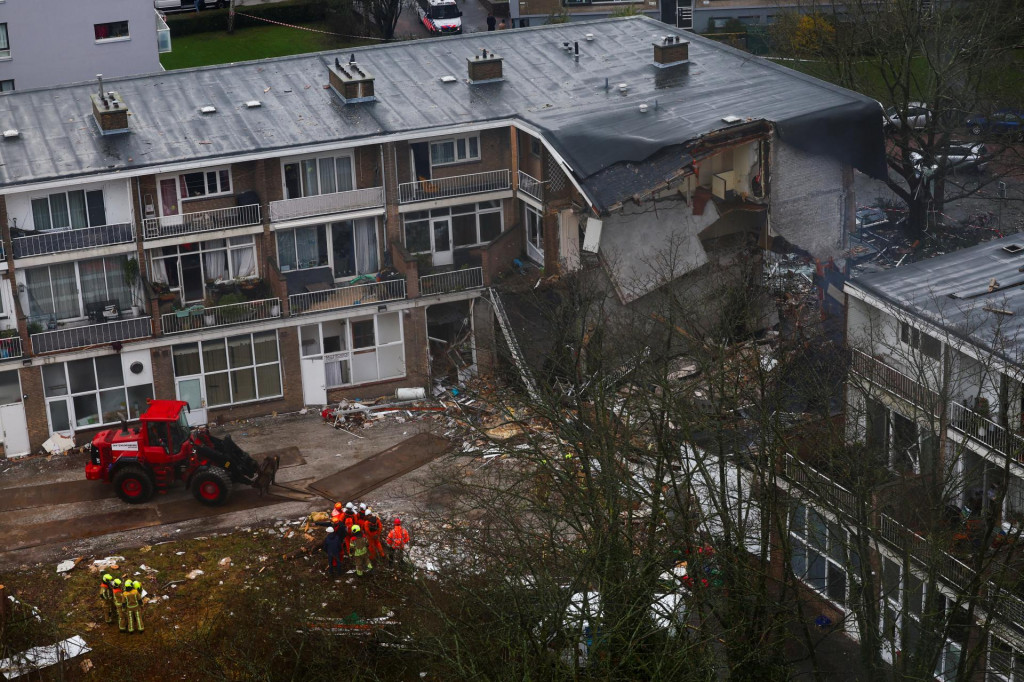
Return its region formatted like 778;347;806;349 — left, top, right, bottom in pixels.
113;464;155;504
192;467;233;506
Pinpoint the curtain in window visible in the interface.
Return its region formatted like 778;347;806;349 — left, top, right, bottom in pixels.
203;249;229;282
31;198;52;231
295;227;321;269
319;158;337;194
104;256;131;308
67;191;88;229
150;257;169;284
51;263;80;320
231;244;256;278
325;360;344;388
0;24;9;52
276;231;296;271
355;219;378;275
335;158;353;192
80;259;107;306
25;267;54;319
48;194;70;230
302;160;319;196
252;331;278;364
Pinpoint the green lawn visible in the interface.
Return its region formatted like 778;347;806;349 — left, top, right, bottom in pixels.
160;23;374;70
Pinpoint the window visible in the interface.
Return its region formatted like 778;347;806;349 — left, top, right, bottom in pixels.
149;236;257;303
789;503;855;607
899;322;941;360
0;79;13;92
277;219;379;277
430;135;480;166
0;24;9;59
25;255;131;322
299;312;404;387
94;21;129;41
172;332;282;407
529;137;542;158
0;371;21;405
172;169;231;201
989;635;1024;682
402;202;502;254
283;155;354;199
42;357;153;432
31;190;106;231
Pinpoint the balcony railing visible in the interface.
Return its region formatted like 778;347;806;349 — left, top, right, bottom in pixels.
782;453;859;518
155;9;172;53
289;279;406;316
850;349;940;410
269;187;384;223
143;204;261;240
161;298;281;335
13;223;135;259
949;401;1024;464
399;169;511;204
0;336;22;361
419;267;484;296
518;170;544;203
31;316;151;354
878;513;976;590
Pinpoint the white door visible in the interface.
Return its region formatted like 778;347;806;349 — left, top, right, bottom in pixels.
432;217;453;267
0;403;29;457
301;356;327;406
176;377;207;426
559;210;581;272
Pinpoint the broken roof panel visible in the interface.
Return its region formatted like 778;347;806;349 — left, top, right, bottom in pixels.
0;17;884;214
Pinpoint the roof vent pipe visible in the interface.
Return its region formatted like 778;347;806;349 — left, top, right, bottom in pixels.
97;74;104;98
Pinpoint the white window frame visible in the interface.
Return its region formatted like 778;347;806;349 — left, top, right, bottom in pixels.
30;189;106;232
0;23;9;60
275;218;379;280
94;20;130;43
158;167;232;214
24;255;133;324
899;321;941;360
429;135;480;167
42;357;154;433
299;312;405;387
171;331;283;408
402;201;503;255
789;502;857;609
149;235;258;303
281;153;355;199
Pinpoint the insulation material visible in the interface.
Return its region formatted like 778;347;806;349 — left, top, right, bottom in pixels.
769;139;848;261
600;200;718;304
0;636;91;680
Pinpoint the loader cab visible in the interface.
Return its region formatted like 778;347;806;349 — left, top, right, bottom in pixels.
139;401;191;462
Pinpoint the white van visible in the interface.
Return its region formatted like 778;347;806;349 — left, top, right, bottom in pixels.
416;0;463;35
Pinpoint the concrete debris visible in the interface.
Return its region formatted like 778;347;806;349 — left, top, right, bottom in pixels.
89;556;124;572
80;659;94;674
186;570;204;580
41;433;75;456
218;558;232;568
56;557;83;574
0;635;90;680
138;564;157;573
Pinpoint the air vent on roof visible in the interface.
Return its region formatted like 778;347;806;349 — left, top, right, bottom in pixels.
2;129;19;140
721;115;741;124
468;49;503;84
585;33;594;41
328;55;376;103
200;105;217;115
90;74;130;135
245;100;262;108
440;76;457;84
1003;244;1024;254
652;35;689;68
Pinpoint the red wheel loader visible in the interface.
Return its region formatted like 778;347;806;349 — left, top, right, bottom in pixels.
84;400;277;506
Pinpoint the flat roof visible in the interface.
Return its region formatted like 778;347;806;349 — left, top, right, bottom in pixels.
848;235;1024;363
0;16;884;212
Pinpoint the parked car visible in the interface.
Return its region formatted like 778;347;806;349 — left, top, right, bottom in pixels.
965;109;1024;138
154;0;226;12
884;102;931;130
855;206;889;231
910;142;989;176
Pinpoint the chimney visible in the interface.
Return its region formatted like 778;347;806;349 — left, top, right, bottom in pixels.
653;35;689;68
90;74;130;135
467;49;503;84
328;55;376;103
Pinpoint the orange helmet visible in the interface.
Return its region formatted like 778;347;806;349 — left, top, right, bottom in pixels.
394;518;402;526
334;502;342;510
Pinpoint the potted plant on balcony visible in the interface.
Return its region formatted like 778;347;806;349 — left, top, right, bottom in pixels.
123;257;142;316
217;292;251;324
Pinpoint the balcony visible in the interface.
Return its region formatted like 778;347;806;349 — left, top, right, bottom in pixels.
269;187;384;223
850;349;939;410
949;401;1024;464
399;169;511;204
289;279;406;316
12;223;135;259
155;9;171;53
31;316;151;354
419;267;484;296
143;204;261;240
518;170;544;203
0;336;22;361
782;452;858;518
162;298;281;335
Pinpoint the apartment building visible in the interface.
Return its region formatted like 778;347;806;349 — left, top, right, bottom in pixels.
0;0;170;92
0;17;881;459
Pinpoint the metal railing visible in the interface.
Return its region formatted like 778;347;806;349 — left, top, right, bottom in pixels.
948;401;1024;464
399;169;511;204
289;279;405;316
878;513;976;591
782;453;859;518
269;187;384;223
161;298;281;335
31;316;151;354
143;204;261;240
12;223;135;259
155;8;172;53
0;336;22;361
419;267;484;296
518;170;544;203
850;349;940;410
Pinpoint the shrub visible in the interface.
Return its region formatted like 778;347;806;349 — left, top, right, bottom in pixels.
166;0;327;37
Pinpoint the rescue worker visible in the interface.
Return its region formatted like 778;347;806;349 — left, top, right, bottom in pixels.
111;578;127;633
343;516;355;556
323;526;344;578
350;524;372;576
364;510;386;561
330;502;344;525
99;573;116;624
386;518;411;566
125;580;144;634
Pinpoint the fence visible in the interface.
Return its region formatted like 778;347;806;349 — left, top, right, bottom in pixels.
161;298;281;334
399;169;510;204
269;187;384;223
31;317;151;354
12;223;135;259
419;267;484;296
143;204;261;239
288;279;405;315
